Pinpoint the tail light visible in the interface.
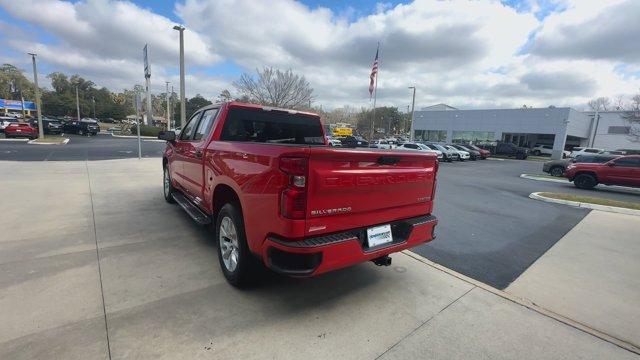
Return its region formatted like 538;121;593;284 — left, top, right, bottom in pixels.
279;157;308;219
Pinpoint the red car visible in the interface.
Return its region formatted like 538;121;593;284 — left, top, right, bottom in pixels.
4;122;38;139
159;102;439;287
565;155;640;189
463;144;490;159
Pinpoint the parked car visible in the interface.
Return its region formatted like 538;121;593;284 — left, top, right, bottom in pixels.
460;144;490;159
63;119;100;135
425;143;458;162
543;154;620;177
340;135;369;148
565;155;640;189
28;118;63;134
396;142;443;160
158;102;439;287
450;144;480;160
531;144;570;158
0;116;19;133
370;139;395;149
326;137;342;147
444;145;469;161
569;147;604;158
492;142;529;159
4;122;38;139
603;150;627;155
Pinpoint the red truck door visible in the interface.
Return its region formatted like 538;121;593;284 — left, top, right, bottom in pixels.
606;157;640;186
172;112;202;192
180;108;219;203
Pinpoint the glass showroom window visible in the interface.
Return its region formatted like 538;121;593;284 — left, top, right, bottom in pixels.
414;130;446;142
452;131;494;144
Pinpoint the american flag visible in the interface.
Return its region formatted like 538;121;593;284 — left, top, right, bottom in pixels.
369;45;379;99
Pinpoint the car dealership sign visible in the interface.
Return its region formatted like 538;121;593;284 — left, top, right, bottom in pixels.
0;99;36;110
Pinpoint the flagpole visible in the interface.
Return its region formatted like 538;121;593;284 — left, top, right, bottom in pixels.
369;43;380;144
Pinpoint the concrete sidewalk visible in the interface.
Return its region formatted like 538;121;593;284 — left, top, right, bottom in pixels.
0;159;638;359
507;210;640;350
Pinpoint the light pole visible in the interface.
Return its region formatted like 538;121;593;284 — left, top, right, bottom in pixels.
92;97;96;119
28;53;44;139
173;25;186;128
408;86;416;141
165;81;170;130
75;86;81;123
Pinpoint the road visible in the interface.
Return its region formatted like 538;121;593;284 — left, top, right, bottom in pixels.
1;136;638;289
415;158;639;289
0;133;166;161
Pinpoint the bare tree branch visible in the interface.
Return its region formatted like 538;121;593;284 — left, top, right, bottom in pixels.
233;67;313;110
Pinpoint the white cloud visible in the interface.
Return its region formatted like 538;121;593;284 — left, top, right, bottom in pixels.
1;0;639;110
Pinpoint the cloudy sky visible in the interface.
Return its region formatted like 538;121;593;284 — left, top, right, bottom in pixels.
1;0;639;110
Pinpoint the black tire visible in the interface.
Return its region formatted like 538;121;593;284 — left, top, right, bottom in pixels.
78;129;83;136
216;203;256;288
574;173;597;190
549;166;564;177
162;166;176;203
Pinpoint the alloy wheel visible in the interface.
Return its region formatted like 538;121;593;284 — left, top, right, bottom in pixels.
219;216;240;272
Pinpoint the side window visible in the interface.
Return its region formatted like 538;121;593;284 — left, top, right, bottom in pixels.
194;109;218;141
585;149;599;153
180;112;201;140
614;158;640;167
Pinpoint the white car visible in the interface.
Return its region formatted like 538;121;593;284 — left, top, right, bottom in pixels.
327;138;342;147
396;142;443;160
531;144;570;158
371;139;395;149
444;145;470;161
1;117;19;132
569;147;604;158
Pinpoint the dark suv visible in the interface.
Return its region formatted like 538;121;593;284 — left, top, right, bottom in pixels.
493;142;529;159
63;119;100;135
29;118;63;134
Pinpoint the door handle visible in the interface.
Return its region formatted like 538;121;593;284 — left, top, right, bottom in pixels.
195;150;203;158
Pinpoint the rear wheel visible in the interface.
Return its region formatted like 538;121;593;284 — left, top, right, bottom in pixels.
163;166;176;203
574;173;597;190
549;166;564;177
216;203;256;288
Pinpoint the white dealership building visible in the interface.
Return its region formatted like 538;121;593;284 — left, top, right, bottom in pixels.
411;104;639;159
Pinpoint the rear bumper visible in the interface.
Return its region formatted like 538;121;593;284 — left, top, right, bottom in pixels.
261;214;437;276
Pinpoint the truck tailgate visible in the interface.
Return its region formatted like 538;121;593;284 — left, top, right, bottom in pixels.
305;148;437;236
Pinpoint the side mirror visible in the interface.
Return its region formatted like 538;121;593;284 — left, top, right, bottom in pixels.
158;130;176;142
607;162;615;167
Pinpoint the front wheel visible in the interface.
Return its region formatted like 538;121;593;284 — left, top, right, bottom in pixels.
163;166;176;203
549;166;564;177
216;203;256;288
574;174;597;190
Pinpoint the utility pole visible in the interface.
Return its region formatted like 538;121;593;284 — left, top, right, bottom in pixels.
165;81;170;130
170;85;174;129
590;108;600;147
75;86;81;122
28;53;44;139
173;25;186;128
408;86;416;141
92;97;96;119
134;90;142;159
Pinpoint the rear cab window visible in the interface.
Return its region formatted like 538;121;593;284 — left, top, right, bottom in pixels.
220;107;324;145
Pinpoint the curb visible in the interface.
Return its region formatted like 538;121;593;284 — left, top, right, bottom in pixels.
402;251;640;356
109;133;158;139
0;138;29;142
486;157;505;161
520;174;569;183
529;192;640;216
27;138;70;145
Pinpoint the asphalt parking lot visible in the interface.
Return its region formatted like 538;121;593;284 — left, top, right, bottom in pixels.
416;158;640;289
0;133;166;161
2;159;636;359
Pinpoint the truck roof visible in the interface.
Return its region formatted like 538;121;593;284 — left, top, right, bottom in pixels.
199;101;319;118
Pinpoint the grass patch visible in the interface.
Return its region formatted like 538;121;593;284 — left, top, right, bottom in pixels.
538;192;640;210
130;124;163;137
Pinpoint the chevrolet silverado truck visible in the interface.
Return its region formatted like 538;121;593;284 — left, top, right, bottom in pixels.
158;102;439;287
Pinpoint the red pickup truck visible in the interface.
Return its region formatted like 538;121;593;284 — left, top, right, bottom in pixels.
159;102;438;286
565;155;640;189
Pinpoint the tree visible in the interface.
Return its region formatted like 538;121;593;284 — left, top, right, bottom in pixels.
47;72;70;94
233;67;313;109
217;89;233;102
622;91;640;142
0;64;35;100
184;94;212;120
355;106;404;137
588;97;610;111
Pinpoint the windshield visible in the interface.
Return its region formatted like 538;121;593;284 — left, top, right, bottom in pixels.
220;107;325;145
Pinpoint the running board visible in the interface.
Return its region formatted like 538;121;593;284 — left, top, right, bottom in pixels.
171;192;211;225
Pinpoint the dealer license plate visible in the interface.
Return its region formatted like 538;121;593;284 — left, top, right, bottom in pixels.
367;224;393;247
